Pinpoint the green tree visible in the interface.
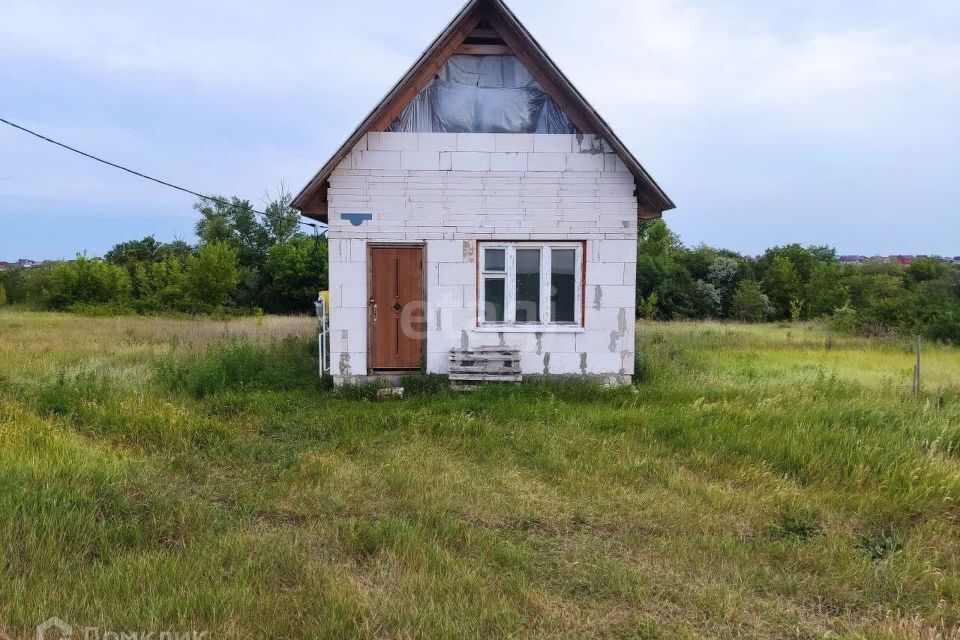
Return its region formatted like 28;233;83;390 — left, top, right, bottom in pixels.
909;275;960;342
847;273;908;330
261;185;302;246
806;263;849;317
193;188;303;307
195;190;300;260
634;221;767;321
946;269;960;297
636;252;668;304
162;240;195;260
707;255;750;317
0;282;6;306
185;242;240;309
0;267;40;304
675;245;717;282
807;245;838;265
262;236;328;313
762;256;802;319
135;256;189;312
635;220;710;319
636;220;678;318
906;257;947;284
195;197;260;249
651;262;700;319
859;261;904;277
757;244;834;282
105;236;164;270
106;236;197;299
638;219;683;257
731;280;772;322
691;280;721;319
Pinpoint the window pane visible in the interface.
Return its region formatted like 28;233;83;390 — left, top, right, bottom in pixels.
515;248;541;323
484;248;505;272
484;278;505;322
551;249;576;322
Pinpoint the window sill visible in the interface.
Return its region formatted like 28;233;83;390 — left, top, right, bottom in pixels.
475;325;584;334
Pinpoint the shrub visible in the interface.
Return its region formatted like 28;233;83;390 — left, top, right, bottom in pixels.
636;292;658;320
0;283;6;306
830;306;860;335
922;305;960;343
789;298;804;322
731;280;772;322
33;256;132;310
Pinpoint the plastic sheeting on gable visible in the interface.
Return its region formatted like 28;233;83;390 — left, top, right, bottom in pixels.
387;55;578;134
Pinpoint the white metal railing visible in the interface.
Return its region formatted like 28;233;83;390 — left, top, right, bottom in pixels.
315;293;330;376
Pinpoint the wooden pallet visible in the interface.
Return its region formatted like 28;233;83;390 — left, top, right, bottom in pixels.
449;347;522;390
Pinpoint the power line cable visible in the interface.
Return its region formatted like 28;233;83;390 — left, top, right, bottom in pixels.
0;116;326;233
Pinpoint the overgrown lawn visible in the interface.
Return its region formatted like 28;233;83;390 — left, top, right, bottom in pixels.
1;311;958;639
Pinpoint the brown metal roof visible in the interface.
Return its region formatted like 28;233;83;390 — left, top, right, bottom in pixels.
291;0;676;221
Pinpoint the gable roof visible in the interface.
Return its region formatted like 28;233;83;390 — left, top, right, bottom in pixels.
291;0;676;221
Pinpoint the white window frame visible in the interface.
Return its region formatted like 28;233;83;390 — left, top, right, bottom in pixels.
478;241;583;328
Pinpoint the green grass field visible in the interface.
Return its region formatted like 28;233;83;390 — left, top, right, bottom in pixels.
1;310;959;639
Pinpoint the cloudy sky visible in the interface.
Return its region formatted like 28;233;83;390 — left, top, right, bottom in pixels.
1;0;958;260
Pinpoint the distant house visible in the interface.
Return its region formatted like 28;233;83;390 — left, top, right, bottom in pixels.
838;255;865;265
292;0;674;385
0;259;39;271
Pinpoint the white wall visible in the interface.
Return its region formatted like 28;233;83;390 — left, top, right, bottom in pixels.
327;133;638;384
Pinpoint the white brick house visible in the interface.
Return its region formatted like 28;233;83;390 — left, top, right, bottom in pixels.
293;0;674;385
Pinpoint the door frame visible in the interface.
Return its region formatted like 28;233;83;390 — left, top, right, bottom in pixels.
366;242;427;373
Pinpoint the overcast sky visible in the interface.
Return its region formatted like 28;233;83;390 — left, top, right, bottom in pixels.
1;0;958;260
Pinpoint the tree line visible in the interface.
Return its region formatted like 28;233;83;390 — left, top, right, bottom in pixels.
637;220;960;342
0;191;327;315
2;210;958;342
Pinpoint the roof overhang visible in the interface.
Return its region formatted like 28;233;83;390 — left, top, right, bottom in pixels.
292;0;675;222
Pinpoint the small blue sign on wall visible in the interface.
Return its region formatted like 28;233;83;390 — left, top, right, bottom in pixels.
341;213;373;227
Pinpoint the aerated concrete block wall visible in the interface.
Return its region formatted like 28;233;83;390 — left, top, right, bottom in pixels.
326;132;638;384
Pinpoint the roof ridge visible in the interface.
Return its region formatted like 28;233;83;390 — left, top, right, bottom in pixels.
292;0;675;220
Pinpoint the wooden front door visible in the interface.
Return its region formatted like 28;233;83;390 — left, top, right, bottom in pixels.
368;246;425;370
